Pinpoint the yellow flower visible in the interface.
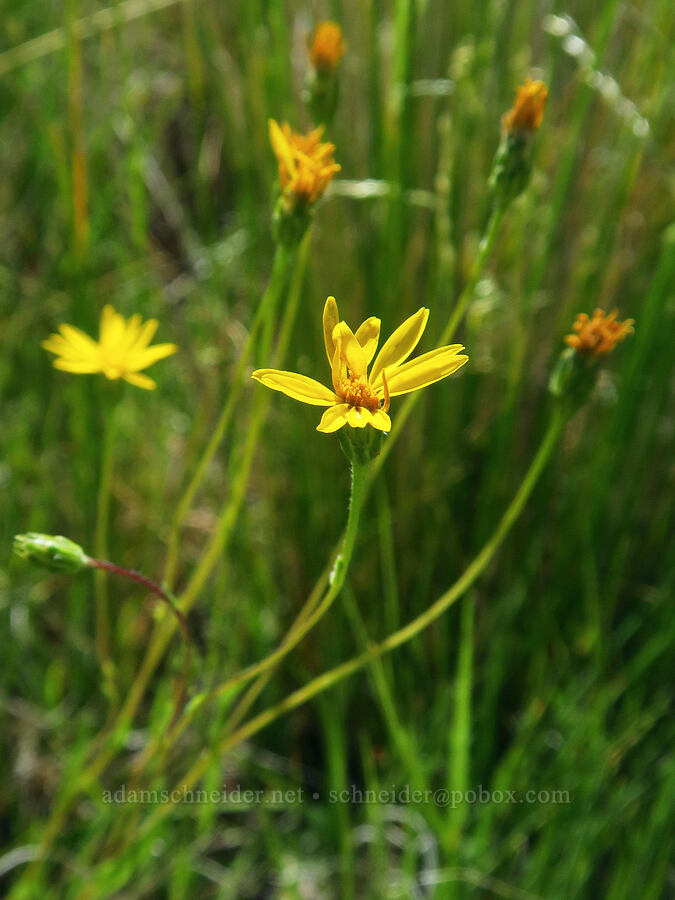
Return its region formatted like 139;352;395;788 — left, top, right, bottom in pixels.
309;21;346;72
42;305;177;389
269;119;340;208
252;297;468;434
503;78;548;133
565;308;634;358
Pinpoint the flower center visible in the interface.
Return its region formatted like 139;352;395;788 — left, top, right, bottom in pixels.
338;376;381;412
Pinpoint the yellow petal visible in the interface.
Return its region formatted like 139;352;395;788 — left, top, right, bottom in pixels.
52;358;101;374
316;403;350;433
370;308;429;387
331;341;346;392
99;305;126;350
354;316;381;366
384;345;468;396
57;324;99;358
332;322;367;377
132;318;159;351
129;343;177;370
371;409;391;432
42;334;82;359
252;368;337;406
120;314;143;352
346;406;373;428
268;119;296;175
323;296;339;365
124;372;157;390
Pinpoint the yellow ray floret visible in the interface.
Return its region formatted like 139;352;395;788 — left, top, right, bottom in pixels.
42;305;177;390
565;308;634;358
309;21;346;72
269;119;340;208
252;297;468;434
503;78;548;133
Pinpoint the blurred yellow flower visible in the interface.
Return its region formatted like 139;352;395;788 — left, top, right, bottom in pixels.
565;308;634;358
309;21;346;72
269;119;340;208
253;297;468;433
503;78;548;133
42;305;177;390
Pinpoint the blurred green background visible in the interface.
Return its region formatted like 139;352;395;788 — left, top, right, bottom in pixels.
1;0;674;897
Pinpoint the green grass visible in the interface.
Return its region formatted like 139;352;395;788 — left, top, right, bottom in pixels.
1;0;674;897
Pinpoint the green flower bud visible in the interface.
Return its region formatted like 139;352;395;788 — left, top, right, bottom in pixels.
488;131;535;210
272;195;312;249
304;67;340;128
13;533;90;574
548;347;596;412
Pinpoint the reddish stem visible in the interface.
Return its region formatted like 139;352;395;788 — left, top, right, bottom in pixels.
88;558;191;727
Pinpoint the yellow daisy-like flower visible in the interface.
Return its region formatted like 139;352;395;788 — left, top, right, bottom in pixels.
42;305;177;390
503;78;548;133
565;308;634;358
252;297;468;434
309;21;346;72
269;119;340;208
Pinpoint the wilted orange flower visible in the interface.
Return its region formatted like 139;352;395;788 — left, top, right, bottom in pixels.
503;79;548;133
309;21;345;72
565;308;634;358
269;119;340;208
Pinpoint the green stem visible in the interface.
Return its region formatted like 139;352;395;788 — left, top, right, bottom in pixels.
143;408;563;830
215;457;371;722
13;232;312;895
94;404;117;697
372;204;505;478
129;563;331;781
103;230;314;734
163;241;294;590
163;205;508;746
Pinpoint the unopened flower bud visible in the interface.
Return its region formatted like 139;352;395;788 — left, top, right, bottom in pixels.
489;79;548;210
304;23;345;126
13;533;91;574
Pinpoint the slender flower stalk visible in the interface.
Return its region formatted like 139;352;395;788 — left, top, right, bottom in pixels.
158;300;468;733
90;230;315;767
17;241;307;886
77;154;320;795
163;242;295;589
211;457;371;719
9;535;193;893
95;407;118;699
138;407;565;836
139;295;469;761
372;204;504;477
130;555;332;778
198;179;509;756
41;305;176;693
